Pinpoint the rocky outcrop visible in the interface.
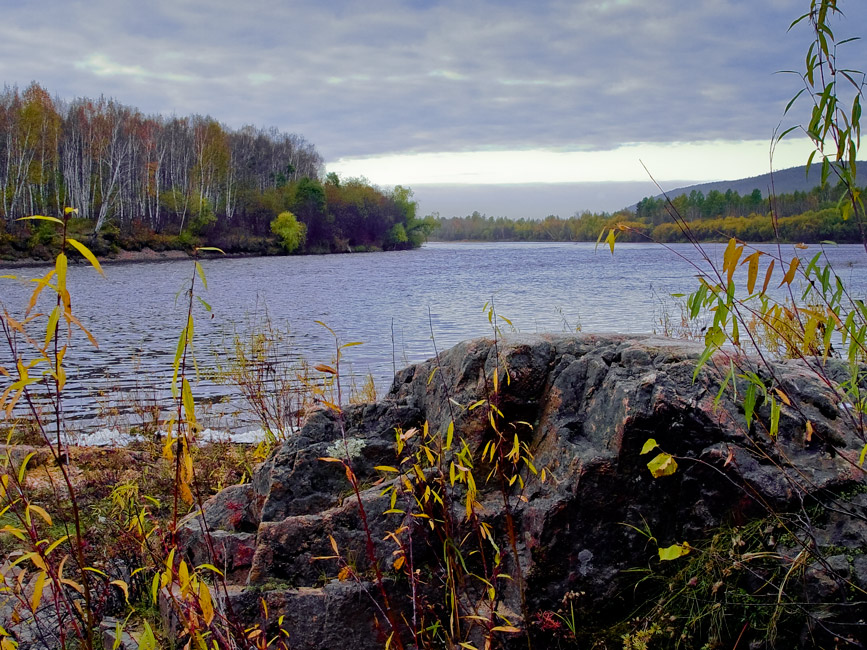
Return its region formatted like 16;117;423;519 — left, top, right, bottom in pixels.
180;335;867;649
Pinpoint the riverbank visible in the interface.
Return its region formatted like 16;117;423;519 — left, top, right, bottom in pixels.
0;243;384;269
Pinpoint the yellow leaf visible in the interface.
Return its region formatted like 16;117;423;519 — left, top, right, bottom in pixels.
31;571;46;611
778;256;800;288
111;579;130;603
65;312;98;348
605;228;616;254
64;207;78;215
66;238;104;276
26;269;56;315
17;215;63;224
18;451;36;484
658;542;692;561
44;306;60;350
199;581;214;625
805;420;814;442
55;252;67;297
314;364;337;374
320;399;341;412
491;626;521;633
44;535;68;555
179;560;190;591
179;482;193;505
761;259;776;295
740;251;761;294
27;504;53;526
60;578;84;594
723;238;743;284
182;378;196;424
646;452;678;478
640;438;658;455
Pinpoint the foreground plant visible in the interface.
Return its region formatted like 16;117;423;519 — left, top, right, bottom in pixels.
597;2;867;646
0;208;108;649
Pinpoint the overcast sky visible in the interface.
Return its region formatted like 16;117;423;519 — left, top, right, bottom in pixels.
2;0;864;217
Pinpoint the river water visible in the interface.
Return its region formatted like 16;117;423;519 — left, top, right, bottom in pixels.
2;241;866;439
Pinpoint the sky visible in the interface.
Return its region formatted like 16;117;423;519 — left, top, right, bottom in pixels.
1;0;865;218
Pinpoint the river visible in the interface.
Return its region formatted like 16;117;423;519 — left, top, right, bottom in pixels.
1;241;865;440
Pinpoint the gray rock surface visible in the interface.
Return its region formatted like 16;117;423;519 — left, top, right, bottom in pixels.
180;334;867;649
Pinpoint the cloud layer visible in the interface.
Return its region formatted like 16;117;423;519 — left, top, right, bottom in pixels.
2;0;864;166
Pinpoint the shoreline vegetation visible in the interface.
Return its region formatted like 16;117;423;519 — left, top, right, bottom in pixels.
1;82;863;262
4;176;865;263
431;176;867;245
0;83;435;263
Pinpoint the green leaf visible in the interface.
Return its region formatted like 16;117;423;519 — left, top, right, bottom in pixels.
713;363;734;411
647;452;678;478
769;397;781;438
784;89;805;115
138;621;158;650
194;261;207;290
693;344;715;382
743;383;757;427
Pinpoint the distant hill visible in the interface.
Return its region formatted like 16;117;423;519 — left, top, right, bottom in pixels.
627;162;864;211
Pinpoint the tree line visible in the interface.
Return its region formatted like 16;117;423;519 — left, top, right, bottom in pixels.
433;180;867;244
0;82;433;259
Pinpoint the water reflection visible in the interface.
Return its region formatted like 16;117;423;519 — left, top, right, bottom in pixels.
1;242;865;434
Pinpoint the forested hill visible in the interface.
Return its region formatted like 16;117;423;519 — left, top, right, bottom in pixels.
629;161;864;210
433;177;867;244
0;83;434;261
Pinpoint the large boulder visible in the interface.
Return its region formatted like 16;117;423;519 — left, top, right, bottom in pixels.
180;335;867;649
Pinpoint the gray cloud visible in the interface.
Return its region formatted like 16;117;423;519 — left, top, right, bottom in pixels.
1;0;864;162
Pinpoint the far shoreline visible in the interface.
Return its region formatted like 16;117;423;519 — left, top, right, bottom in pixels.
2;238;858;269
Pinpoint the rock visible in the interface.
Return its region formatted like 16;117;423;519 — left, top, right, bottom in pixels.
0;445;52;470
180;334;867;649
100;617;138;650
